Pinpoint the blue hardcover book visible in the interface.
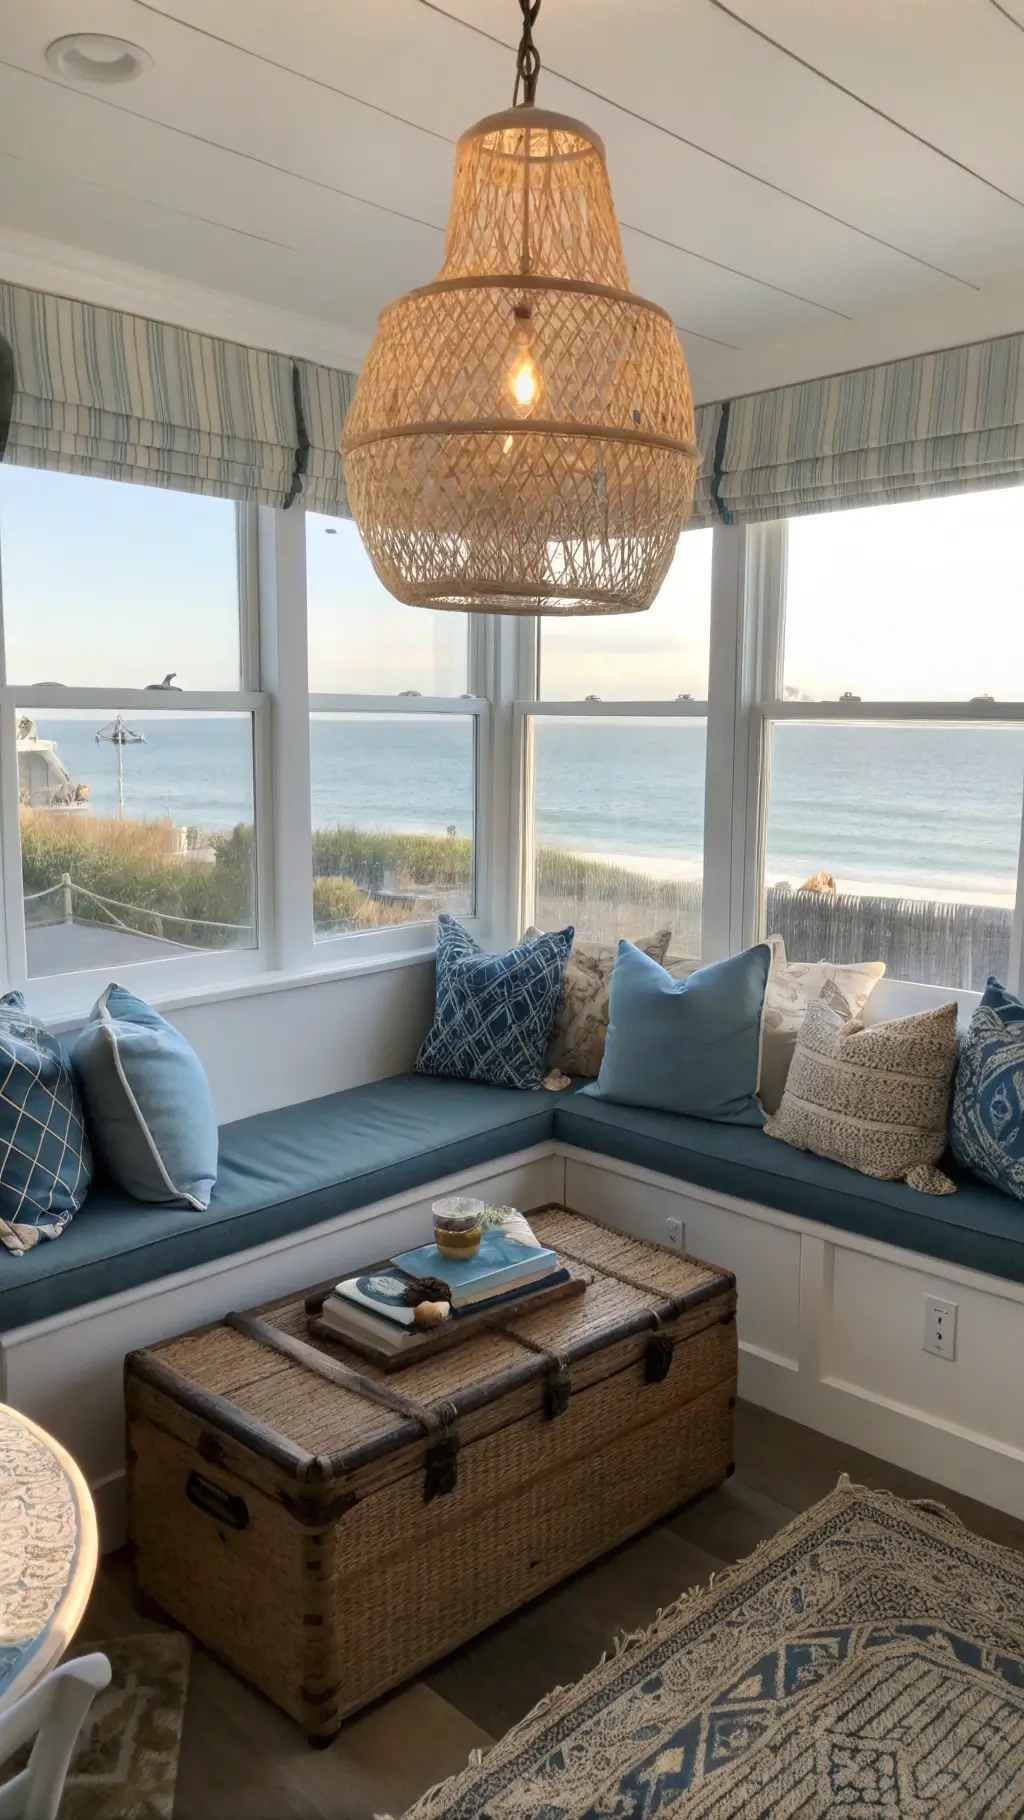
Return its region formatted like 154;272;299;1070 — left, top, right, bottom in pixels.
392;1229;558;1309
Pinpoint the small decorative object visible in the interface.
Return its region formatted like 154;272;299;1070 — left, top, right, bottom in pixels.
412;1299;451;1328
482;1203;519;1227
432;1195;485;1258
543;1068;573;1091
340;0;698;617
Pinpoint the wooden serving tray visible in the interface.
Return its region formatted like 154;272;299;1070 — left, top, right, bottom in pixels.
304;1263;589;1372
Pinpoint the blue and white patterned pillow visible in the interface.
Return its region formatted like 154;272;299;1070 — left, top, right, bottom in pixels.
0;992;91;1252
950;977;1024;1201
417;916;574;1091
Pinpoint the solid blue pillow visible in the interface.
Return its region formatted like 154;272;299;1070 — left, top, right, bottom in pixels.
950;976;1024;1201
416;915;574;1091
72;985;217;1209
582;940;773;1125
0;991;91;1252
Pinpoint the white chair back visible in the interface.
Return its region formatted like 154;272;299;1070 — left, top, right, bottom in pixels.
0;1656;111;1820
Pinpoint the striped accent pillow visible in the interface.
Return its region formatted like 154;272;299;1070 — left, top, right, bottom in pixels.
764;997;959;1194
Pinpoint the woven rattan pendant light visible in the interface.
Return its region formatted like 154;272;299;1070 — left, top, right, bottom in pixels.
341;0;699;616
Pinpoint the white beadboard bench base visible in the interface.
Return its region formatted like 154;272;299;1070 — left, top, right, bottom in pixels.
4;1139;1024;1547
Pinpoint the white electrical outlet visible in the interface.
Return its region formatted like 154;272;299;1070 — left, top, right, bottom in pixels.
923;1295;957;1361
665;1216;685;1252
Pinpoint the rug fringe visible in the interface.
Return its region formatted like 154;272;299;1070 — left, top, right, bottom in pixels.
836;1471;966;1531
385;1478;967;1820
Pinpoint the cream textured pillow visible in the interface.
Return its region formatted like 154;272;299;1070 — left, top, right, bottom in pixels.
764;997;959;1194
525;928;672;1078
760;941;886;1114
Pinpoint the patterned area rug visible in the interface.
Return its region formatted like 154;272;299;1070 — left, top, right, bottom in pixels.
404;1479;1024;1820
3;1633;190;1820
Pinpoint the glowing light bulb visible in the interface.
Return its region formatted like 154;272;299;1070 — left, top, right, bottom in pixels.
506;303;542;417
511;352;540;410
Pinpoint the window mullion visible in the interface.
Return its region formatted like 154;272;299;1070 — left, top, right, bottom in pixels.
702;523;747;962
258;504;314;972
236;503;261;693
0;692;26;992
703;520;787;964
477;615;534;949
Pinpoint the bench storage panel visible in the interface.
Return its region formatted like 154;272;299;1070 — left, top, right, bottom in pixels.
125;1208;737;1737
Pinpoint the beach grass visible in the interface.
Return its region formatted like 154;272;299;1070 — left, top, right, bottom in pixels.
17;813;1013;989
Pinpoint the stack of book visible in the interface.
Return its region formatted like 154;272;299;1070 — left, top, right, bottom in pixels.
316;1219;567;1359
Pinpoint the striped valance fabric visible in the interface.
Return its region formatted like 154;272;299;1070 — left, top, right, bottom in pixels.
294;360;355;518
709;332;1024;525
0;327;12;460
688;402;722;530
0;282;301;508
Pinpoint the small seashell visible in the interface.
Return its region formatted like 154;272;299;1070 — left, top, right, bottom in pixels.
543;1069;572;1092
414;1299;451;1327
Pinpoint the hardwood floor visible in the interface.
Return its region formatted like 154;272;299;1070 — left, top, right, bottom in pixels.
82;1401;1024;1819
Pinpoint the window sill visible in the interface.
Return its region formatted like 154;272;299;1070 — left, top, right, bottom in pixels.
41;937;439;1034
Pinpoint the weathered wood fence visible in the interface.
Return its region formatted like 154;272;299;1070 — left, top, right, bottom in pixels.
536;855;1011;990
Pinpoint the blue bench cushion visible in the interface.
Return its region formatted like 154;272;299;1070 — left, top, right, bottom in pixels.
6;1072;1024;1333
555;1094;1024;1287
0;1075;566;1331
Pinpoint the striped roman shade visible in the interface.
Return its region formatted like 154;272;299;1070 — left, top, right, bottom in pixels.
294;360;355;517
689;402;722;529
709;333;1024;524
0;282;300;507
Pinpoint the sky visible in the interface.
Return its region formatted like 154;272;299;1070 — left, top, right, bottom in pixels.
2;464;1023;702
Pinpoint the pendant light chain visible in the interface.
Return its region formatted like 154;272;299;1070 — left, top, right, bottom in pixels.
512;0;542;106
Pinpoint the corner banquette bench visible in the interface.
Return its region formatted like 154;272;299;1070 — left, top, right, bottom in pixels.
3;1070;1024;1540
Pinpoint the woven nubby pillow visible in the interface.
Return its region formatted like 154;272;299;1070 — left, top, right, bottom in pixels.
765;997;959;1194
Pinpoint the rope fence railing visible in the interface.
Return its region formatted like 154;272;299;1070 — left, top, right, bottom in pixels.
25;873;255;944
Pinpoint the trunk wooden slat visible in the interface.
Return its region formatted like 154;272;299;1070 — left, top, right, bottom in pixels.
126;1206;736;1738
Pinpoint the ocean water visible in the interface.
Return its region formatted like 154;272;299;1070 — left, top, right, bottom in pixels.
27;713;1024;907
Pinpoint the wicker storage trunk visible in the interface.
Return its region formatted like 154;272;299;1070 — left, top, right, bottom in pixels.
126;1207;736;1739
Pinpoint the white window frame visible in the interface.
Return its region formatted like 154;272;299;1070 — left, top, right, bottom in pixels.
261;502;490;975
746;515;1024;997
511;535;717;956
0;497;272;1019
3;463;1020;1018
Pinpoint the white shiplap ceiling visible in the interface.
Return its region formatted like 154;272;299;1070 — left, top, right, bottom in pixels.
0;0;1022;399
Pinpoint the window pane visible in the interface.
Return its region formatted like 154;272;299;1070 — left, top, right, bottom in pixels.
539;530;712;701
764;722;1024;989
531;718;705;962
0;466;240;689
783;488;1024;702
311;714;475;938
19;710;256;976
307;515;469;695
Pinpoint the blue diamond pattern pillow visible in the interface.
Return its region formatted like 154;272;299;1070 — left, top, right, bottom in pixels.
950;977;1024;1200
417;916;574;1090
0;991;91;1253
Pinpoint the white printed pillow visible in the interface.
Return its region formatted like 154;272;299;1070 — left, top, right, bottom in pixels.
760;939;885;1114
525;928;672;1078
765;997;958;1194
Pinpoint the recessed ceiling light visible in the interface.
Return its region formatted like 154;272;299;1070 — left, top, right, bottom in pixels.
45;33;153;85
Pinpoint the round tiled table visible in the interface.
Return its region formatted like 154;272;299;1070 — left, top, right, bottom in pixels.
0;1403;98;1713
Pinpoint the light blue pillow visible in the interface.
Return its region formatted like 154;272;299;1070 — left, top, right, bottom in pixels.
0;992;91;1252
950;977;1024;1201
417;915;574;1091
582;940;773;1124
72;985;217;1209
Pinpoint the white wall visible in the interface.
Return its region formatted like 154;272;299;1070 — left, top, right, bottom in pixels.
171;958;436;1123
53;955;437;1126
